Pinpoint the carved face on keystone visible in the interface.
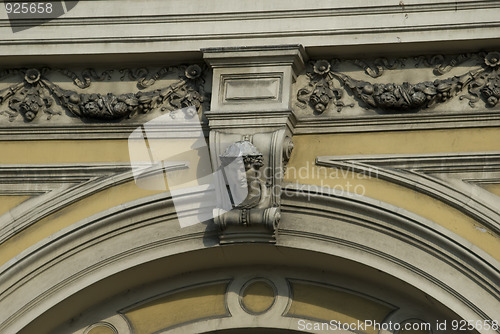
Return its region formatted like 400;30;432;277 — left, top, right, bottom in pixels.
220;141;264;208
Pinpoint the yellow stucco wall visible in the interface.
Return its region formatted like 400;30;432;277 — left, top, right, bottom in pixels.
123;282;228;334
0;195;30;216
283;128;500;261
0;138;209;267
0;126;499;267
481;183;500;198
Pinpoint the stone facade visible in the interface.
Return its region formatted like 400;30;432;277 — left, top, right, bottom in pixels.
0;1;499;334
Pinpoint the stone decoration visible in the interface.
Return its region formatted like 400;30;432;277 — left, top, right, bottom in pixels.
119;66;191;89
348;57;406;78
209;131;293;245
203;46;304;244
214;139;282;242
462;51;500;108
56;68;114;89
297;52;500;114
414;53;479;76
0;65;207;122
348;53;477;78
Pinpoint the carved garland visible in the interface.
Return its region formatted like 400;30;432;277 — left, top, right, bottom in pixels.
297;52;500;114
0;65;207;122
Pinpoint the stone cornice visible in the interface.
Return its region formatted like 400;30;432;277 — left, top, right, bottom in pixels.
3;22;500;48
294;111;500;133
2;1;499;29
2;1;500;58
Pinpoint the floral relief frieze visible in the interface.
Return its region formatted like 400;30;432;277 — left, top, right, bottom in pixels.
296;52;500;114
0;64;208;122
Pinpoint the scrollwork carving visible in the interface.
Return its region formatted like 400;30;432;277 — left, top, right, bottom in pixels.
120;66;177;89
350;57;406;78
0;64;208;122
0;69;60;122
414;53;479;75
334;70;477;112
215;140;280;233
56;68;113;89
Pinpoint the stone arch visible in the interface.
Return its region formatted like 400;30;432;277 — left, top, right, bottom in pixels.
1;182;496;333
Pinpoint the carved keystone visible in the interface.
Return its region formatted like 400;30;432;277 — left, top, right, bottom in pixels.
202;45;304;244
212;133;289;244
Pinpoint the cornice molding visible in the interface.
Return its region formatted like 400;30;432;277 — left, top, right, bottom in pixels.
0;123;211;140
324;152;500;173
3;22;500;48
0;111;498;140
1;1;498;31
294;111;500;133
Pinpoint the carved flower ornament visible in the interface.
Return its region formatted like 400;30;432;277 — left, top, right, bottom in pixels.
24;69;41;84
480;73;500;107
185;64;202;79
485;52;500;68
313;60;331;75
18;95;43;121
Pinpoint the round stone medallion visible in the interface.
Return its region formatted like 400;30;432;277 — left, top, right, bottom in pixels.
239;279;276;315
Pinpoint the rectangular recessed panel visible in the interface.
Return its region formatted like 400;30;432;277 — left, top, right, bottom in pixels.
223;75;282;103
